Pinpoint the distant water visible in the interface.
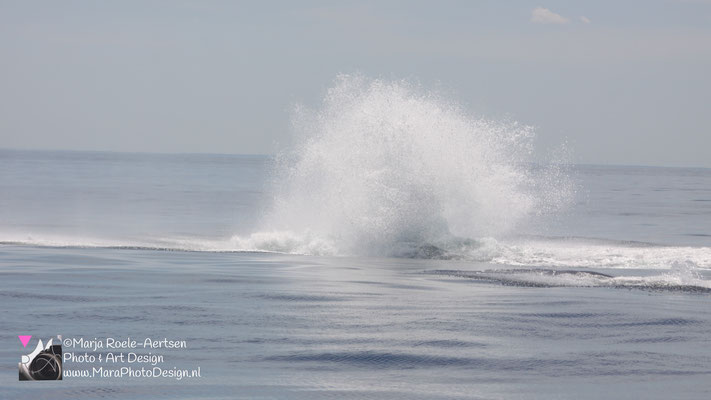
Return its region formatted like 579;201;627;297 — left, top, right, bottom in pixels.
2;76;711;398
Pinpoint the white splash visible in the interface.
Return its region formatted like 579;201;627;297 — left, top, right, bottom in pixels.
248;74;572;256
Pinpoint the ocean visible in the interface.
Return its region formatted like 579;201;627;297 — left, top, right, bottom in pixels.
1;78;710;399
1;149;710;399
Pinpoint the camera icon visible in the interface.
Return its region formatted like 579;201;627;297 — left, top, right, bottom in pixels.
19;337;63;381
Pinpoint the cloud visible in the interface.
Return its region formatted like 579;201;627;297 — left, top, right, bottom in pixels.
530;7;570;24
580;16;591;24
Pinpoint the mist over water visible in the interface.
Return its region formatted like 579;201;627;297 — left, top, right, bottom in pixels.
238;75;573;257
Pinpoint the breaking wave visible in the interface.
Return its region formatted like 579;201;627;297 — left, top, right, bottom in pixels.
4;232;709;273
426;264;711;292
239;74;573;257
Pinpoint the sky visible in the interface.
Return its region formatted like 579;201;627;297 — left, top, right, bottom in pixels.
1;0;710;167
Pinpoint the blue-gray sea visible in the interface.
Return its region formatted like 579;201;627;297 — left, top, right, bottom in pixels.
1;148;710;399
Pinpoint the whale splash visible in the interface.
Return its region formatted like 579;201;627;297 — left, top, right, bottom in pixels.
237;75;573;257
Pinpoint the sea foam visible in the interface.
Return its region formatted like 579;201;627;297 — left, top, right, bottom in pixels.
246;74;573;256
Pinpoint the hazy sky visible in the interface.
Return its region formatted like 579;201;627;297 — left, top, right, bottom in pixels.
1;0;710;167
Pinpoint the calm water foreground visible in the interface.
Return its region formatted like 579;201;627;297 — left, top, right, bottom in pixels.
1;246;711;399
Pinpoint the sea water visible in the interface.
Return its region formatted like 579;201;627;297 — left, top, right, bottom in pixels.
1;76;710;399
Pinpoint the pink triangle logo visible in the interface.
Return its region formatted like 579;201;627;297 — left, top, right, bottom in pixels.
18;335;32;347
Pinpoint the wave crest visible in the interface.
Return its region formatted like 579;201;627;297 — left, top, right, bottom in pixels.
253;75;573;256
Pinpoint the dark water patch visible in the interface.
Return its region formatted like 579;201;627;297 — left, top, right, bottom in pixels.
480;300;586;307
38;282;120;290
169;318;228;327
242;336;376;346
620;336;689;344
242;337;291;344
607;318;699;328
522;312;603;319
66;304;222;325
0;290;97;302
398;244;451;259
150;304;211;313
412;339;485;348
264;351;585;371
593;368;705;376
349;280;435;291
425;269;612;288
203;277;283;285
0;271;45;278
78;313;152;323
255;293;348;302
265;351;473;368
615;284;711;294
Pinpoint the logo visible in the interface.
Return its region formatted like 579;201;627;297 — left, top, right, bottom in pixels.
18;335;63;381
